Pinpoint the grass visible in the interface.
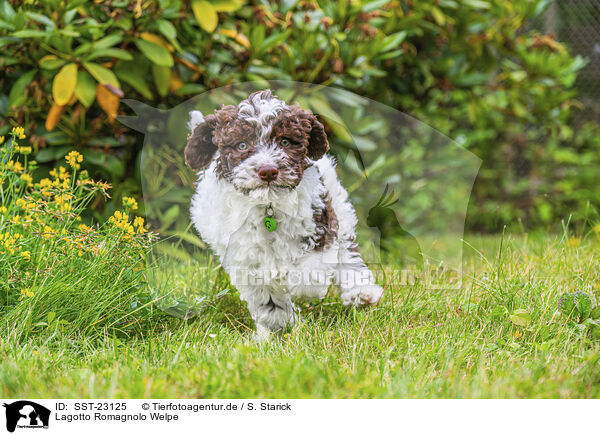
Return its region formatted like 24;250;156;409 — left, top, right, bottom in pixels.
2;131;600;398
2;232;600;398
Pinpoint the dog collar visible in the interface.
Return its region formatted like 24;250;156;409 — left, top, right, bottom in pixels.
264;203;277;232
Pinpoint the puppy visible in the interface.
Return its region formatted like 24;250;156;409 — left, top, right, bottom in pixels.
186;90;383;338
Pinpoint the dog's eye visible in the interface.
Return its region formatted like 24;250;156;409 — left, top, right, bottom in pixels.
280;139;291;147
237;142;248;151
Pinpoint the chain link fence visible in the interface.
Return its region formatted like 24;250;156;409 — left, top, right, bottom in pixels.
531;0;600;111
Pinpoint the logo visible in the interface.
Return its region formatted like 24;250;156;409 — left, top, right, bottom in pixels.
3;401;50;433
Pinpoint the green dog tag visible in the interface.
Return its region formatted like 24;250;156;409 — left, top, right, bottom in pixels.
264;216;277;232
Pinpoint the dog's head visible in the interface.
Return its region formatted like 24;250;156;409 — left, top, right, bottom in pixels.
184;90;329;193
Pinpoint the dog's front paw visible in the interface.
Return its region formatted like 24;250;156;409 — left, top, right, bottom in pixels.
341;284;384;306
252;324;273;343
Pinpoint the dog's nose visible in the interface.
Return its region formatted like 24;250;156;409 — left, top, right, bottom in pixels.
258;166;279;182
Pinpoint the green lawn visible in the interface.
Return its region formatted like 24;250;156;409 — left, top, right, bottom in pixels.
1;232;600;398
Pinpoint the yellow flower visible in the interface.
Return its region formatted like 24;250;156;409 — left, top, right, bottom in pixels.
109;210;135;239
50;166;70;182
78;224;91;232
42;226;56;240
19;173;33;187
65;151;83;169
19;287;34;300
0;232;20;255
122;196;138;211
568;237;581;248
6;160;24;173
0;206;7;214
134;216;147;234
21;251;31;261
17;146;32;155
39;178;52;188
54;194;72;212
10;126;26;140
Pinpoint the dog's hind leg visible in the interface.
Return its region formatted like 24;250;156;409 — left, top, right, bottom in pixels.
336;245;384;306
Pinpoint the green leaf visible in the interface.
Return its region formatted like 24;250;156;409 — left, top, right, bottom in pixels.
163;230;206;249
461;0;490;9
280;0;299;13
430;6;446;25
590;321;600;339
574;291;592;320
7;69;35;109
174;83;206;96
56;28;79;37
135;39;174;67
25;12;55;28
35;146;70;162
381;31;407;52
558;293;576;318
361;0;390;12
0;20;14;31
160;204;181;229
39;55;66;70
510;309;532;326
74;71;97;108
83;62;120;88
156;18;177;40
75;34;123;55
0;0;16;21
259;29;291;54
86;48;133;61
152;64;170;97
92;33;123;50
11;29;47;38
590;305;600;320
210;0;244;12
490;305;509;320
192;0;218;32
375;49;404;61
115;62;153;100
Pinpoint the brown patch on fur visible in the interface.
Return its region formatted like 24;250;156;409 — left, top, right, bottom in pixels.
271;106;329;160
185;105;239;171
268;106;330;186
347;239;360;252
213;120;258;179
313;192;338;251
186;98;329;189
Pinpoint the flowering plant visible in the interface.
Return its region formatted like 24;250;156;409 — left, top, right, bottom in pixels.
0;128;156;338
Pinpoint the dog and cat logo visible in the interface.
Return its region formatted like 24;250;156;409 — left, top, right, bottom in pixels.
2;401;50;432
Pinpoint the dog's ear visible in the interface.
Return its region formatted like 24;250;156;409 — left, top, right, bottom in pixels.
185;113;218;171
307;115;329;160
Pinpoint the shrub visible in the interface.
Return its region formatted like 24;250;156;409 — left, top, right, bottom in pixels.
0;0;598;230
0;128;156;340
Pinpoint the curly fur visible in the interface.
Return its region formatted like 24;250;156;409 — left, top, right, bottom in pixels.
187;90;383;339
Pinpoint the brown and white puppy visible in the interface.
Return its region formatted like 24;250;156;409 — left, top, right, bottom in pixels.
186;90;383;339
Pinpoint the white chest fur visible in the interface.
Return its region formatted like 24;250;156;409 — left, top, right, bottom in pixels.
190;161;327;274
